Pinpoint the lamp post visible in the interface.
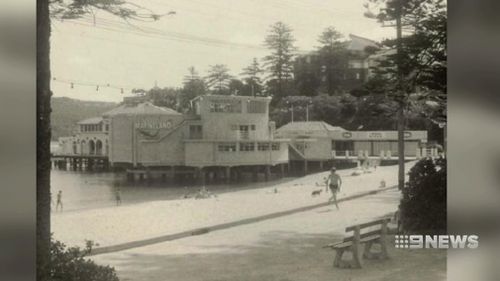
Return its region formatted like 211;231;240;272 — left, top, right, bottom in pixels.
286;100;294;123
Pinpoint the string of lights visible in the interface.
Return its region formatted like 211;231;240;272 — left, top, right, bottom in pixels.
51;77;147;94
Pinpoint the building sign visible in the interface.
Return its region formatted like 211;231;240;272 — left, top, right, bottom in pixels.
135;119;173;129
368;132;385;139
342;132;352;138
135;118;174;140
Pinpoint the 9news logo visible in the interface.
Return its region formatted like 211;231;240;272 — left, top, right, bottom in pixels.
395;235;479;249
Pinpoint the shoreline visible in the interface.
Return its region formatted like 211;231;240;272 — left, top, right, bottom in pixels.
52;162;414;250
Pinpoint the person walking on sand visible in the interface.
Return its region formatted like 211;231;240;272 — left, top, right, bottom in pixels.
326;167;342;210
115;188;122;206
56;190;63;212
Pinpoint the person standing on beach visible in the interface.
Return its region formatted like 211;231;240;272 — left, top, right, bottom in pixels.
115;188;122;206
326;167;342;210
56;190;63;212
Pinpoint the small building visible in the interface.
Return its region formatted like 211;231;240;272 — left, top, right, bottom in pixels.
276;121;428;171
57;116;109;156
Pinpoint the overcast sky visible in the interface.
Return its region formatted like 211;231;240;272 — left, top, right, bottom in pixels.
50;0;395;102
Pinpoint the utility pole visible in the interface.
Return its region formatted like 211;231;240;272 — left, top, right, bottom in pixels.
395;0;405;191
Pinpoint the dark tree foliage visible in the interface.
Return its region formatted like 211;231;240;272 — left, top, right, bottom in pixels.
50;239;119;281
228;79;246;96
365;0;447;111
270;96;312;127
401;157;446;234
180;66;206;112
350;94;398;130
241;58;264;96
293;55;322;97
146;87;180;109
316;27;350;95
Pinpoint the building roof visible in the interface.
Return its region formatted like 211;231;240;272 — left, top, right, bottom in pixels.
346;34;380;51
191;94;271;102
276;121;346;133
103;101;181;116
77;117;103;125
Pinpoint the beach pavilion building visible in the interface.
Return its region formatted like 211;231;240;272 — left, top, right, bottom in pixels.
275;121;429;173
59;95;290;182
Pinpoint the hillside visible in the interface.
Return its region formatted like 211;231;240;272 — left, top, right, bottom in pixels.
51;97;117;140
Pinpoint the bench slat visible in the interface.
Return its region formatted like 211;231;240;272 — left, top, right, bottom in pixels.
343;229;383;243
333;241;353;249
345;218;390;232
360;234;380;243
324;234;382;250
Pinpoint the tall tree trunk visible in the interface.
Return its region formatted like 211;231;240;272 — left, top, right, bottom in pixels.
37;0;52;280
396;0;405;191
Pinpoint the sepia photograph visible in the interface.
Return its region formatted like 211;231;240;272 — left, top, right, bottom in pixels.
37;0;447;280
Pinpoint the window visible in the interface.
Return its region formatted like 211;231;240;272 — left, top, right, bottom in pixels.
209;99;242;113
257;143;270;151
333;141;354;152
189;125;203;139
295;143;305;151
105;124;109;131
271;143;280;151
355;72;361;80
240;142;255;152
218;143;236;152
250;125;256;131
239;125;249;139
247;100;266;113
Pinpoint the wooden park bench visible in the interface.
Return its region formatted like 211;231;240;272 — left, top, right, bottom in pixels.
323;218;390;269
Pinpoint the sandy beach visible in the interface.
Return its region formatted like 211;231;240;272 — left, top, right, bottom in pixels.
52;162;415;249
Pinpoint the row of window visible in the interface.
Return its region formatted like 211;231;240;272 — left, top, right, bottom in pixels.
230;124;256;131
81;124;109;132
218;142;280;152
209;100;266;114
209;100;242;113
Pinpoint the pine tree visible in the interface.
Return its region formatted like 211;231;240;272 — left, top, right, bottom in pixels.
263;22;296;102
181;67;206;111
241;58;263;96
183;66;201;84
205;64;233;95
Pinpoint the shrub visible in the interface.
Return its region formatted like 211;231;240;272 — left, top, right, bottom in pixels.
400;157;446;234
50;239;119;281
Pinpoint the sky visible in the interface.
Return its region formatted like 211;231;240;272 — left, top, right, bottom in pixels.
50;0;395;102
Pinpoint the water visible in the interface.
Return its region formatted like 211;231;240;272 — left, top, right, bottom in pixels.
50;169;295;213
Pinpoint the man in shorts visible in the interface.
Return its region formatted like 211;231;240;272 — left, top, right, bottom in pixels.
327;167;342;210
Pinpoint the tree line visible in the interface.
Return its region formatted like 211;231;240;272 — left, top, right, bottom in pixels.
136;7;445;143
